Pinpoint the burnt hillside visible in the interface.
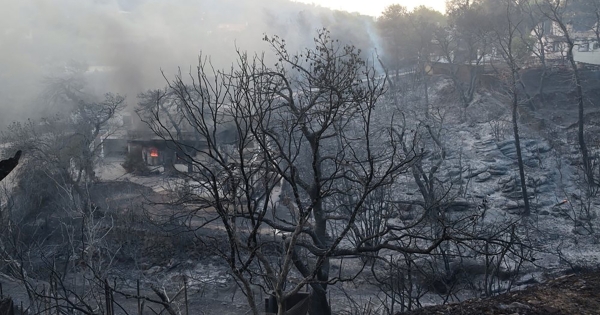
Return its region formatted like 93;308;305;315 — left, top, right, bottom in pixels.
399;269;600;315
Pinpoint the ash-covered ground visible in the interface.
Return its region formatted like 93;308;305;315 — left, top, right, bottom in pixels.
2;69;600;314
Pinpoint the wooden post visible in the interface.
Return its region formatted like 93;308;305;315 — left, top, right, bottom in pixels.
184;276;189;315
82;275;86;304
55;286;60;315
52;276;59;315
112;279;116;315
137;279;142;315
43;284;48;315
104;280;112;315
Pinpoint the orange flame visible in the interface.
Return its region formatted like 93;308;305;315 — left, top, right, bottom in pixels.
150;148;159;157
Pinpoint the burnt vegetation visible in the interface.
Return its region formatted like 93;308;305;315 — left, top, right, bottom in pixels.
1;0;600;315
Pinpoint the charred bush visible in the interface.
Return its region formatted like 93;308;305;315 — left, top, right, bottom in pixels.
122;147;151;175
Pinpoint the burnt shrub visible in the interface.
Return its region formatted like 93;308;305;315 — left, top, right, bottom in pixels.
122;147;150;175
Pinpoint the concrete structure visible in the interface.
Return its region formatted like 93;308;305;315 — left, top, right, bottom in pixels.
538;21;600;66
573;50;600;66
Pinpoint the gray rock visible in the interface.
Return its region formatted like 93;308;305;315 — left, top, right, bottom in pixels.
479;139;496;146
497;139;516;150
533;175;549;186
548;233;560;240
502;184;515;193
551;204;564;212
504;191;523;200
465;166;489;178
507;208;522;215
447;199;473;212
499;144;517;152
539;210;550;215
451;178;464;185
498;176;514;185
529;142;552;153
475;171;492;182
144;266;163;275
475;144;496;152
506;201;522;209
523;139;540;147
524;159;539;168
482;156;497;162
489;166;509;176
500;150;517;159
572;226;593;235
483;187;498;195
484;150;506;159
569;158;581;166
536;199;556;207
399;212;415;221
578;212;597;221
446;169;463;178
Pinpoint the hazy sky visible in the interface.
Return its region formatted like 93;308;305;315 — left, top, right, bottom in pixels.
293;0;446;17
3;0;440;124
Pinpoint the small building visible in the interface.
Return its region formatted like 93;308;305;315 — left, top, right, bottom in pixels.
536;21;600;66
126;129;202;168
100;115;242;173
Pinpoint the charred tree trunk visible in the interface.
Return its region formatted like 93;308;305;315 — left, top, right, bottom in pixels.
496;0;530;216
537;66;546;102
309;286;331;315
292;247;331;315
512;71;531;216
309;183;332;315
568;52;593;187
544;0;594;188
422;63;430;119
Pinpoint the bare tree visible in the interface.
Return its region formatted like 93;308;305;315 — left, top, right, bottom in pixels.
378;6;445;117
40;65;127;185
138;29;470;315
492;0;532;216
0;73;125;312
435;0;494;111
377;4;411;75
537;0;594;189
522;0;550;99
138;88;186;141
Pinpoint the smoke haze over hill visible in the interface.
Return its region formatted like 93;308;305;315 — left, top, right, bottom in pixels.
0;0;378;124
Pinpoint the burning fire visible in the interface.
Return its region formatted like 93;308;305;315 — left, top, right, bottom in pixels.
150;148;159;157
